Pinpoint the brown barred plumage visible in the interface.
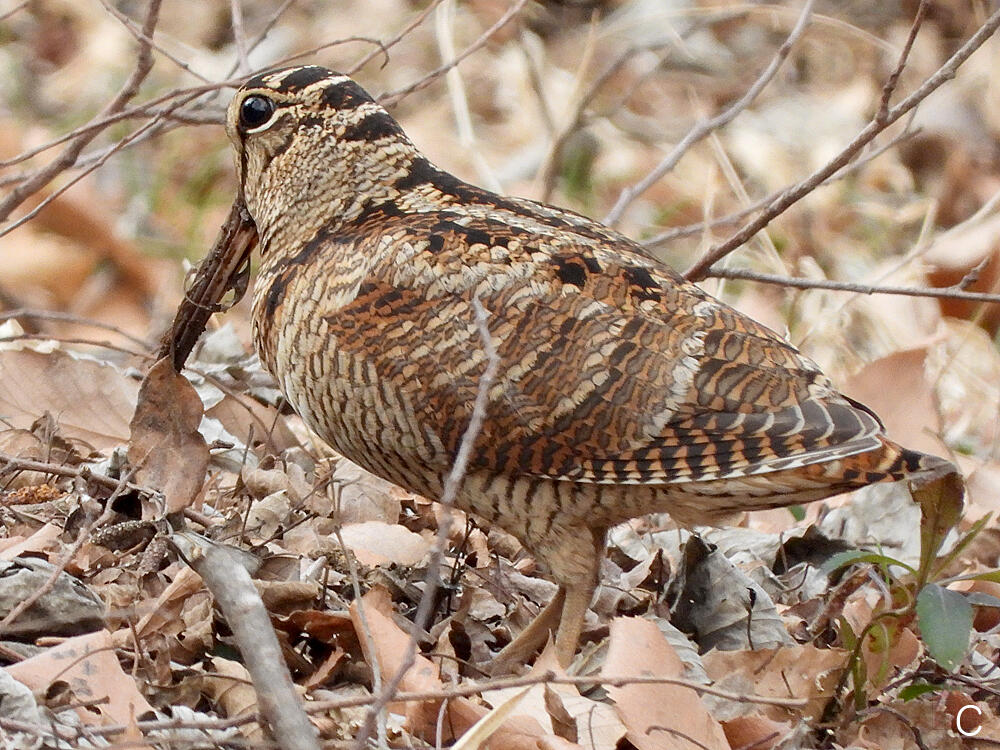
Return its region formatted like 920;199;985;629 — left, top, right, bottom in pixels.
187;64;955;669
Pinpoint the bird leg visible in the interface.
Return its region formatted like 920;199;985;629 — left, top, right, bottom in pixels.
552;526;606;668
489;524;606;673
553;580;595;668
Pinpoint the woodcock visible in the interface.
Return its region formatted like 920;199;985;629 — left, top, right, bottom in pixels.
171;65;954;670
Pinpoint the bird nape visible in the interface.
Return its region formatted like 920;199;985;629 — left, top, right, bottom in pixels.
167;64;956;672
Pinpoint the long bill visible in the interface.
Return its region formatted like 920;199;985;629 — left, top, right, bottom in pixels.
158;198;259;371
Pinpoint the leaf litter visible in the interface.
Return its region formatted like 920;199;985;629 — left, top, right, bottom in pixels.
3;2;1000;749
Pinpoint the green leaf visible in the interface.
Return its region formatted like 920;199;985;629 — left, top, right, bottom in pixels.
915;473;965;587
899;682;941;701
821;549;913;576
916;583;973;672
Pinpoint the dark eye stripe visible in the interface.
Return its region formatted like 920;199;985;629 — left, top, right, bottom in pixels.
244;65;339;94
270;65;332;92
322;80;373;110
339;110;403;142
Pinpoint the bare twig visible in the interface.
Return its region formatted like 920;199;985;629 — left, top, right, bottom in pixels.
602;0;816;226
355;297;500;749
96;0;211;83
707;267;1000;305
0;1;29;23
0;669;807;743
0;89;205;239
335;521;389;748
684;4;1000;281
0;81;232;169
0;0;162;224
0;452;153;497
877;0;929;122
350;0;445;74
436;0;502;192
643;128;918;247
0;309;155;349
229;0;251;75
230;0;295;77
275;36;391;74
382;0;530;105
862;705;931;750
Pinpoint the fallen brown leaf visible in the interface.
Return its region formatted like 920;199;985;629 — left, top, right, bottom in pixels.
204;656;265;741
339;521;431;567
721;715;791;750
0;348;138;451
0;522;62;560
703;645;847;722
7;629;154;732
349;586;547;748
127;357;209;513
843;347;946;457
604;617;730;750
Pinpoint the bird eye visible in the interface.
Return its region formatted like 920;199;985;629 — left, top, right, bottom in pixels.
239;95;276;130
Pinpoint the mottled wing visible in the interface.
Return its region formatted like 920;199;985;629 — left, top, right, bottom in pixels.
320;209;884;485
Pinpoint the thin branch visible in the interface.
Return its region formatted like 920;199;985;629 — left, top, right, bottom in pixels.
335;521;389;748
348;0;445;74
877;0;929;121
643;128;918;247
96;0;211;83
228;0;295;78
0;89;204;239
684;3;1000;281
536;38;673;202
381;0;530;105
0;1;29;23
602;0;816;226
0;309;155;349
707;267;1000;305
0;452;154;498
229;0;251;76
436;0;502;192
276;36;390;74
0;0;162;223
0;80;232;168
0;669;807;742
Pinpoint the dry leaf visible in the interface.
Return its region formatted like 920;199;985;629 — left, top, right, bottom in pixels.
7;629;154;730
327;459;406;524
703;645;847;722
843;347;946;457
604;617;730;750
204;656;264;741
850;698;960;749
206;392;299;454
721;715;791;750
0;522;62;560
925;212;1000;331
452;688;532;750
112;565;204;647
127;357;209;513
349;587;546;748
338;521;431;566
0;348;138;451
